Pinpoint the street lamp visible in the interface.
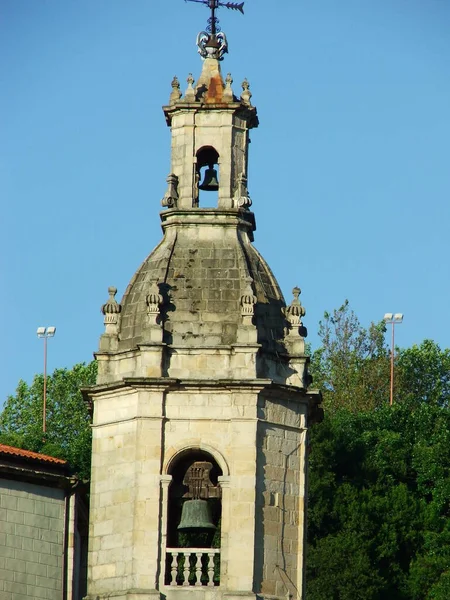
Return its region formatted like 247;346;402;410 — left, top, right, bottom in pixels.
383;314;403;406
37;326;56;434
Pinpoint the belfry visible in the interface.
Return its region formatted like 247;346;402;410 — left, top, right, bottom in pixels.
84;3;322;600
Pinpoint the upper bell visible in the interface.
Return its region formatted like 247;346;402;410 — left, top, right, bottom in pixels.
199;167;219;191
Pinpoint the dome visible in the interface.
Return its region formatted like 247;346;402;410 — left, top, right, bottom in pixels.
117;208;287;354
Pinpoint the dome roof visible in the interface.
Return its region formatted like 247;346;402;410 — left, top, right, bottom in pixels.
118;208;287;353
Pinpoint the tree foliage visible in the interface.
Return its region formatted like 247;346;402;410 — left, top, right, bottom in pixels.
0;361;96;479
310;300;390;412
307;302;450;600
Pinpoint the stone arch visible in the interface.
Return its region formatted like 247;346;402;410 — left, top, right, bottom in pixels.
164;442;230;477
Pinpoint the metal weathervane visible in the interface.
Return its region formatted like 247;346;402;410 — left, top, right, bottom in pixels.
185;0;245;60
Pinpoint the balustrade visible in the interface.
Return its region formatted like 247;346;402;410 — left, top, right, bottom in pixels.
166;548;220;587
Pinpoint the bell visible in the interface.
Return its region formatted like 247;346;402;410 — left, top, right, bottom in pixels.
199;167;219;191
178;499;216;531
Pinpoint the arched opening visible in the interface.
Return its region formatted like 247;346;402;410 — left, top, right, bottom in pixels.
196;146;220;208
165;448;222;586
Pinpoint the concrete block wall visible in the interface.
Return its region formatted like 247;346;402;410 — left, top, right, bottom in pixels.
0;479;64;600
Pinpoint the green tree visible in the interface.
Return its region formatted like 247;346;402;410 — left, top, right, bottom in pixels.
0;361;96;479
309;300;390;412
307;304;450;600
397;340;450;407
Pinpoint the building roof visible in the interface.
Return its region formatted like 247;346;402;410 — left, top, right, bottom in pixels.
0;443;67;465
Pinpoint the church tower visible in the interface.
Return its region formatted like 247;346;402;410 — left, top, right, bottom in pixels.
84;5;322;600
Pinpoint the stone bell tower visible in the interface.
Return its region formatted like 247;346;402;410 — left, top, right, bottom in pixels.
83;6;321;600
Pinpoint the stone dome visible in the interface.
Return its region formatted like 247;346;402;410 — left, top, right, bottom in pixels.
117;208;287;354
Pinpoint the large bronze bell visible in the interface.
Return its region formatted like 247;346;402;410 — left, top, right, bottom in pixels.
199;167;219;191
178;499;216;532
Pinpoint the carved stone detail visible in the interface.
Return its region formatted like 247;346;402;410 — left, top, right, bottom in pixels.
240;78;252;106
101;287;121;327
162;173;179;208
223;73;234;102
184;73;196;102
241;279;257;318
169;76;182;105
146;281;163;326
286;287;306;330
233;173;252;209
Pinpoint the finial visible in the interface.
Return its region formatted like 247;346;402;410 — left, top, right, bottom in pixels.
240;78;252;106
233;173;252;209
223;72;234;101
161;173;179;208
241;278;257;318
146;281;163;326
286;287;306;328
99;287;121;351
101;287;121;324
184;73;196;102
169;76;182;105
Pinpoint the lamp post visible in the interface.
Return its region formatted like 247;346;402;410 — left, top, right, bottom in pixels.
36;326;56;434
383;314;403;406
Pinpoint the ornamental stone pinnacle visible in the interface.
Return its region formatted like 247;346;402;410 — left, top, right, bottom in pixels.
184;73;196;102
240;78;252;106
169;76;182;105
240;278;257;318
99;286;121;351
286;286;306;328
101;286;121;326
146;281;163;321
223;72;234;101
161;173;179;208
233;172;252;208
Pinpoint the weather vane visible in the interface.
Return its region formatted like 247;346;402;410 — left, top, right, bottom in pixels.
185;1;244;59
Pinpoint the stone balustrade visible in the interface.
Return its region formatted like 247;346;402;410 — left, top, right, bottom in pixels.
166;548;220;587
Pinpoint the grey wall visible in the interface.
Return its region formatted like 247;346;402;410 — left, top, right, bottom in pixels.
0;478;65;599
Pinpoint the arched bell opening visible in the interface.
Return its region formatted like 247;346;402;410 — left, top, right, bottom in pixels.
196;146;220;208
165;449;222;586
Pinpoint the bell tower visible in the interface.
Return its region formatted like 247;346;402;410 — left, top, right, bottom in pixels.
83;4;322;600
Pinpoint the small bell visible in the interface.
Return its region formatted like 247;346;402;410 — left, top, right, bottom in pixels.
199;166;219;191
178;499;216;531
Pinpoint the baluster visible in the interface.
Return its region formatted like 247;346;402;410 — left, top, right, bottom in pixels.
183;551;190;586
170;552;178;586
207;552;215;586
195;552;203;586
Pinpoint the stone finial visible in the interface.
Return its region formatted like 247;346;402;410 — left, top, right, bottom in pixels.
101;287;121;326
233;173;252;209
146;281;163;326
184;73;196;102
169;76;182;105
241;279;257;318
100;287;121;351
161;173;179;208
223;73;234;102
286;287;306;329
240;78;252;106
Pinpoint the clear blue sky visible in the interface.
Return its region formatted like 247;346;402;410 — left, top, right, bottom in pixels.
2;0;450;403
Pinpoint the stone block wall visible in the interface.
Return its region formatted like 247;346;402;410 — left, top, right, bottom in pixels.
0;479;64;600
255;395;308;598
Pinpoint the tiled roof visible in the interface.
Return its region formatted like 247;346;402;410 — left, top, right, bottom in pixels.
0;444;67;465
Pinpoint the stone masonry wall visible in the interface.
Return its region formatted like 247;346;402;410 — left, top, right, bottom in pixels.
255;396;307;598
0;479;65;600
